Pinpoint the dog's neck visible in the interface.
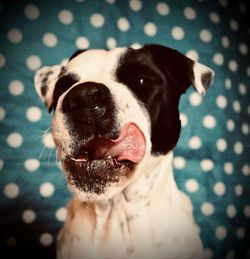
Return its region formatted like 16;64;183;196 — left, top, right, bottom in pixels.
88;151;177;214
123;151;176;202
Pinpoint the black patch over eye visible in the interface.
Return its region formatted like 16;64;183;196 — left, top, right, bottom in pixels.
51;74;79;112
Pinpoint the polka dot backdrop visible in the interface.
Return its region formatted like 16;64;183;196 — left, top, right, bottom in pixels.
0;0;249;258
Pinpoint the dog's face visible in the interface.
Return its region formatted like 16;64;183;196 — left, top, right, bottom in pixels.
35;44;214;201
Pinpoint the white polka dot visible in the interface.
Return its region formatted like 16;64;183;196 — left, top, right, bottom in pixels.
186;49;199;61
201;202;214;216
189;92;202;106
226;119;235;131
201;159;214;172
42;132;55;148
241;123;249;135
189;136;202;149
22;210;36;223
40;233;53;246
171;26;185;40
216;95;227;109
24;158;40;172
213;53;224;65
234;141;244;155
7;28;23;43
247;66;250;77
204;248;214;259
43;33;58;47
156;2;170;16
4;183;20;199
144;22;157;37
244;205;250;218
226;250;235;259
235;184;243;196
225;78;232;89
180;113;188;127
227;204;236;218
239;43;248;55
6;237;17;247
221;36;230;48
236;228;245;239
7;132;23;148
229;19;238;31
56;207;67;222
106;37;117;49
200;29;212;43
185;179;199;193
203;115;216;129
24;4;40;20
0;159;4;170
129;0;142;11
40;182;55;197
75;36;89;49
228;60;238;72
173;156;186;170
238;83;247;95
117;17;130;32
106;0;115;3
184;7;196;20
90;13;105;28
232;100;241;113
215;226;227;240
209;12;220;23
26;106;42;122
219;0;228;7
26;55;42;71
242;164;250;176
216;138;227;152
131;43;142;49
0;107;6;121
58;10;73;24
0;53;6;68
8;80;24;96
224;162;233;175
213;181;226;196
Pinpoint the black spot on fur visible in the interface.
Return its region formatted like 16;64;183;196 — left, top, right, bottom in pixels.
116;44;194;155
69;49;87;61
50;73;80;112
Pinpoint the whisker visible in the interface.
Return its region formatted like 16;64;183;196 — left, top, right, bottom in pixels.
47;146;55;169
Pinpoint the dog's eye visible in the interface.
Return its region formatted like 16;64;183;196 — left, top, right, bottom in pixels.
137;77;149;86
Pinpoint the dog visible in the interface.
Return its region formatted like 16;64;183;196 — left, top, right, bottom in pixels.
35;44;214;259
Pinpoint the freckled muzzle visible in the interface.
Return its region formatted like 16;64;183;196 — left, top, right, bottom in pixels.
59;82;146;195
62;157;135;195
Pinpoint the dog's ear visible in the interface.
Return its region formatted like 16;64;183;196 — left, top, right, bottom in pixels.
144;44;215;96
34;65;63;112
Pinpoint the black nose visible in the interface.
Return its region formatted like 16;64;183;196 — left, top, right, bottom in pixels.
62;82;111;116
61;82;116;139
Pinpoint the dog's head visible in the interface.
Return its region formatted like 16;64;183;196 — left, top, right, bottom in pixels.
35;44;214;201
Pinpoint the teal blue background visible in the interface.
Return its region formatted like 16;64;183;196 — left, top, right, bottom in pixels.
0;0;249;258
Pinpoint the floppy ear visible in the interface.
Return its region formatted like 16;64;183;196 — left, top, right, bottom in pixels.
144;44;215;96
34;65;63;112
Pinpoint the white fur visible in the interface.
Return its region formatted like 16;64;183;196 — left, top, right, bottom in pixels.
34;47;212;259
193;62;215;95
58;153;203;259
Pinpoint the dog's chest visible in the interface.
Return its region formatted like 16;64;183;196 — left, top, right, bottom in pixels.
58;188;203;259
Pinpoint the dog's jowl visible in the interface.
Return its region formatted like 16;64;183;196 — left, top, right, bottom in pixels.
35;44;214;259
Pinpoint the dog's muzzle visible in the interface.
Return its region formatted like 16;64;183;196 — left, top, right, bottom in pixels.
59;82;146;195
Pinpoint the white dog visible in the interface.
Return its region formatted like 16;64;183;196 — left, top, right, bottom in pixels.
35;44;214;259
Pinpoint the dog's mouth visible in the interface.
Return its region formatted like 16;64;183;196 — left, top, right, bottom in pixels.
62;123;146;196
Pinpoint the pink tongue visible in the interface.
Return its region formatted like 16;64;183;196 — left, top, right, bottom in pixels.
97;123;146;163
